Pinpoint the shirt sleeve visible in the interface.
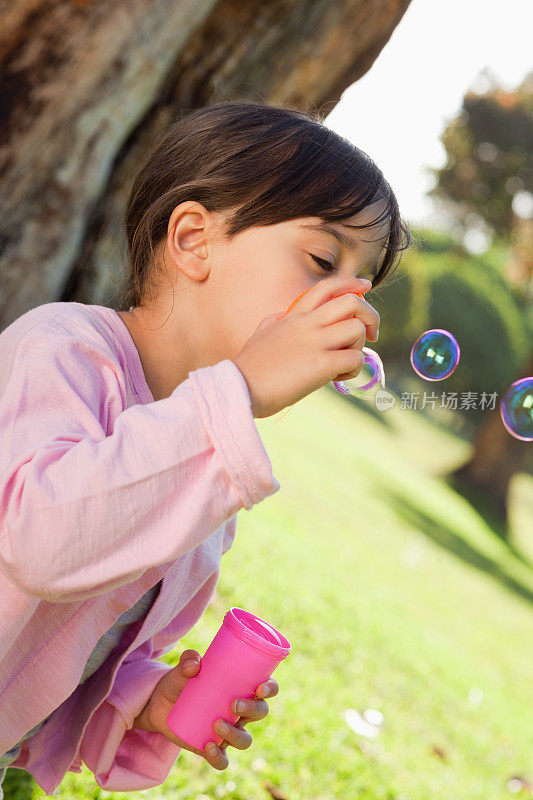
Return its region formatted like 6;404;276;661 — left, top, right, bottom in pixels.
0;325;280;603
78;650;181;792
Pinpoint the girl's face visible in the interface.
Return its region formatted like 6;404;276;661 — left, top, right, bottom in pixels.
206;196;390;363
123;198;390;402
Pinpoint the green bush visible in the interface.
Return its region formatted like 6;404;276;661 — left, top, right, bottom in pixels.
410;226;459;254
374;243;530;400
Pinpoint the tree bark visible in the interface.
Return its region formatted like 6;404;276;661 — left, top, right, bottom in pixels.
0;0;412;329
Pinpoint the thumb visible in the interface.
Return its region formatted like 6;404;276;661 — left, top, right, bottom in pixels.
157;650;201;704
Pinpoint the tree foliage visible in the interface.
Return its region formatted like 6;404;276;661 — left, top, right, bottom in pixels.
427;69;533;242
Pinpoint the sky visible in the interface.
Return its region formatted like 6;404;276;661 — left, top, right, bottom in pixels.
324;0;532;235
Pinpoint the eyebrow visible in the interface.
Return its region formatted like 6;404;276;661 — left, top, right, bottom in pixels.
299;222;382;279
299;222;359;253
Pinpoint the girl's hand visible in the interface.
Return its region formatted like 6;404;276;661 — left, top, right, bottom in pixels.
132;649;279;771
234;275;379;419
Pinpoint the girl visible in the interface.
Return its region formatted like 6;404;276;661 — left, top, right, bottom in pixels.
0;100;411;797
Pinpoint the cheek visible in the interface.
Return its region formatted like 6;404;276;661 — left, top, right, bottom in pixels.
285;243;322;298
282;242;316;291
242;242;299;314
220;241;316;353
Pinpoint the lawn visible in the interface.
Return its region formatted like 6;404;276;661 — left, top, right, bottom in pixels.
6;381;533;800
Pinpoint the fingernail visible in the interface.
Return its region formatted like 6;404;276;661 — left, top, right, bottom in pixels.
183;660;198;670
207;742;217;755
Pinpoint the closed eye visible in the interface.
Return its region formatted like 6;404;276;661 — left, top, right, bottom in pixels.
311;254;375;287
311;254;337;273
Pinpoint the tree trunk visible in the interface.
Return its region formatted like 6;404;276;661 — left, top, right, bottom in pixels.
0;0;412;330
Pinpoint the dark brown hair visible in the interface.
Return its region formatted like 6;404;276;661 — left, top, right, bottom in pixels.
120;100;412;309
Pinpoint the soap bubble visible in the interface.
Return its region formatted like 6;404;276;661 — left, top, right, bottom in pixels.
333;347;385;396
410;329;460;381
500;377;533;441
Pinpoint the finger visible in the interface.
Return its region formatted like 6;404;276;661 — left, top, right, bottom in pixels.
297;276;373;317
214;718;253;750
322;316;367;354
179;649;201;665
315;292;380;342
179;650;201;675
330;348;365;383
180;661;201;677
232;698;269;721
257;679;279;699
205;741;229;770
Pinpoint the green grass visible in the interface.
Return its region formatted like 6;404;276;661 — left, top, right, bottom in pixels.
8;383;533;800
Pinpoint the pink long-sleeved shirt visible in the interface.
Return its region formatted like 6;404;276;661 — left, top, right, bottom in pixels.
0;301;280;795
